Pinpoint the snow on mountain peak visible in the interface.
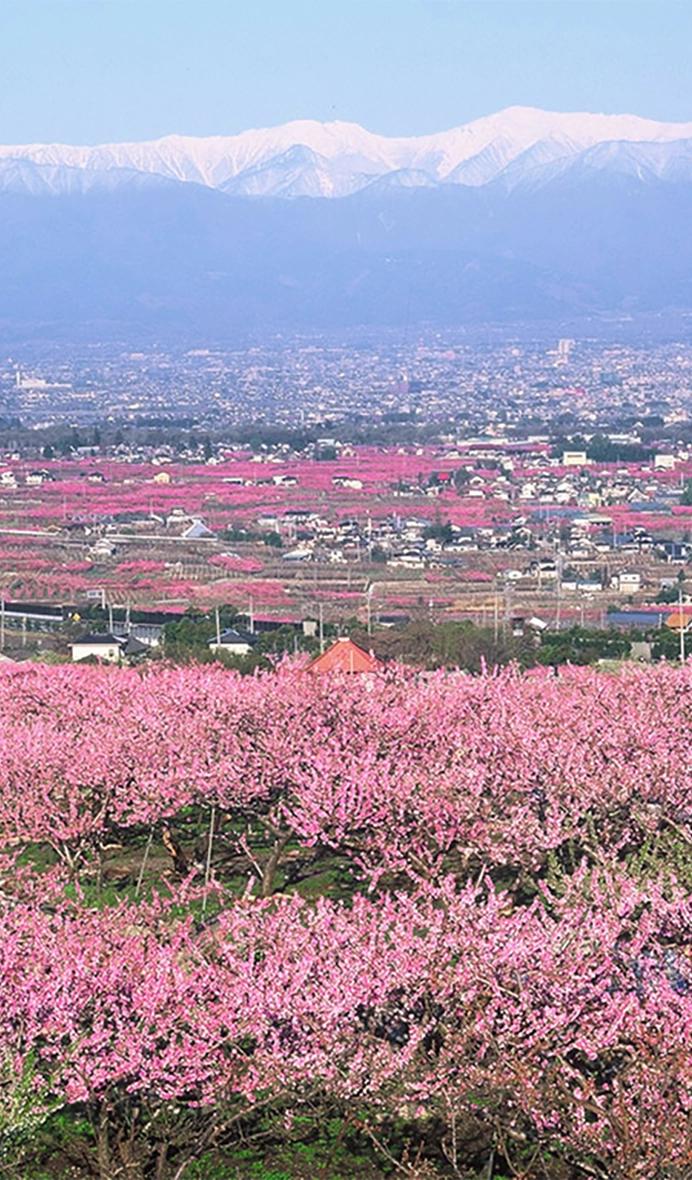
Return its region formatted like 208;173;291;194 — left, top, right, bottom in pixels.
2;107;692;198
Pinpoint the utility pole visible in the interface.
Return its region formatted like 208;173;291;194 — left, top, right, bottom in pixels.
248;597;254;635
680;587;687;663
319;602;324;654
1;594;5;651
504;583;512;635
215;605;221;648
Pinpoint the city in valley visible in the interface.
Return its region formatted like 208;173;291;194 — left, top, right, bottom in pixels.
0;329;691;664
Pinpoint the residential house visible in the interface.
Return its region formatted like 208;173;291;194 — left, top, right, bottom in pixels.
70;632;149;664
307;638;382;675
208;629;258;657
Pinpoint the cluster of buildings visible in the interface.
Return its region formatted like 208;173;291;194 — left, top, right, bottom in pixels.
1;330;692;444
1;329;692;639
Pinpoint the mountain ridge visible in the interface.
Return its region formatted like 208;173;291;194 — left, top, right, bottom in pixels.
4;106;692;198
1;106;692;333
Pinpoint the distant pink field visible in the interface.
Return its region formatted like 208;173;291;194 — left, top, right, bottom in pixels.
0;448;687;614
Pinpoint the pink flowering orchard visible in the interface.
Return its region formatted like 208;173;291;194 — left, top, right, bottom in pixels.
1;659;692;1177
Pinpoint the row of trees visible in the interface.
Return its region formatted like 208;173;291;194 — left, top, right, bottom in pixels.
3;658;692;894
2;869;691;1180
160;613;640;674
2;659;692;1177
366;620;640;671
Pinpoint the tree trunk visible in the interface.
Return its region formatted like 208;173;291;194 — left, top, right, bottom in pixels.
95;1106;112;1180
261;835;287;897
162;823;189;875
154;1142;168;1180
96;843;104;899
116;1131;145;1180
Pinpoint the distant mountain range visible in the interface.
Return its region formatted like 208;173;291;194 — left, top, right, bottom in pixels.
1;107;692;334
3;107;692;197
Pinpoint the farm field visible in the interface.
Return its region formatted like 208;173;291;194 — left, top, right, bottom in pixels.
0;447;689;630
2;657;692;1178
0;451;499;621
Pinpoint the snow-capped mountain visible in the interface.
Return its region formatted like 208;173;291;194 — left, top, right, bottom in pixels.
218;144;372;198
0;157;180;196
2;105;692;335
2;107;692;198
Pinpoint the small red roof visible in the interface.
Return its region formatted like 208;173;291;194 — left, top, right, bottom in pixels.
307;637;382;675
666;609;692;631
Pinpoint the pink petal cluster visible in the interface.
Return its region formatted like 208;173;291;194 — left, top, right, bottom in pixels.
0;659;691;1174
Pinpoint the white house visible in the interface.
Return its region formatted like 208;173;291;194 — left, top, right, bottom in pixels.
70;633;149;664
182;519;215;540
208;629;258;657
70;633;123;664
654;454;676;470
612;571;642;593
89;538;116;559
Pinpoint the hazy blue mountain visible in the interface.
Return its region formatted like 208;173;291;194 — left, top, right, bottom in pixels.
0;110;691;334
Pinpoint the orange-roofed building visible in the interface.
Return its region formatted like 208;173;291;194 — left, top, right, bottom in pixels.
307;637;382;674
666;609;692;632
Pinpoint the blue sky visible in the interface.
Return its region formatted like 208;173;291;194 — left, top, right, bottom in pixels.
1;1;690;143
